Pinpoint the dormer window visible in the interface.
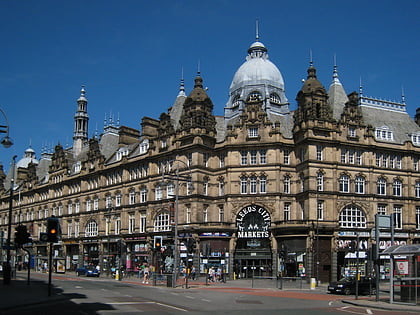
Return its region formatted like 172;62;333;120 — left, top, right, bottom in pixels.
411;133;420;146
232;95;241;108
348;127;356;138
375;126;394;141
269;93;281;104
248;127;259;138
140;139;149;154
116;148;129;161
246;91;262;102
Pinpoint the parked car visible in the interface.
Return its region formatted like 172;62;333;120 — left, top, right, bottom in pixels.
76;266;100;277
328;277;376;295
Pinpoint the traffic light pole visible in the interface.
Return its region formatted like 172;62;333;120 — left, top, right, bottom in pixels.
48;242;53;296
3;155;16;285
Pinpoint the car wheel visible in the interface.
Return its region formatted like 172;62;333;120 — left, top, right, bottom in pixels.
344;288;352;295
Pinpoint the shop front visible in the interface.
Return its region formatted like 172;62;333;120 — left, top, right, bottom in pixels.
199;233;230;276
233;204;272;279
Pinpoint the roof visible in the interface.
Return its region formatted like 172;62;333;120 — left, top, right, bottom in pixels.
382;244;420;255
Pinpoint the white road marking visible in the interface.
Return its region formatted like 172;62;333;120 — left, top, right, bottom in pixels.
107;301;187;312
185;295;195;299
366;309;373;314
75;285;83;289
201;298;211;302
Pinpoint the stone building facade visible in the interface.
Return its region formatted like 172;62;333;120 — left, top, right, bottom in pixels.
1;37;420;283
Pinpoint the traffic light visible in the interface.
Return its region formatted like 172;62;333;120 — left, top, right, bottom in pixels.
14;225;31;247
46;216;61;243
154;236;162;251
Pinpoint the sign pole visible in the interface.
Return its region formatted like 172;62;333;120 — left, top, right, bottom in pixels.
48;242;53;296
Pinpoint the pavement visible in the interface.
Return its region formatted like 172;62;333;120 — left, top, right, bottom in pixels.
0;271;419;313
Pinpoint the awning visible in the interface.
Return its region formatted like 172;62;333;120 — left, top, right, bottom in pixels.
381;244;420;255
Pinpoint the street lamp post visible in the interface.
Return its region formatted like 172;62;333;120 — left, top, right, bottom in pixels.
0;108;13;148
3;155;17;285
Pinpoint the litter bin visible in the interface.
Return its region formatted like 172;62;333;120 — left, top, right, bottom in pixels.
167;274;173;287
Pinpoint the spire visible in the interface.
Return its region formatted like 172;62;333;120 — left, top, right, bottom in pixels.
178;67;186;97
73;85;89;156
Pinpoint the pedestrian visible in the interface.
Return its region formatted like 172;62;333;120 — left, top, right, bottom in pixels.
191;265;196;280
143;264;150;284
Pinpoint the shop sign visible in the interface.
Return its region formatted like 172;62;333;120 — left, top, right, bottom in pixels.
200;232;230;237
236;205;271;238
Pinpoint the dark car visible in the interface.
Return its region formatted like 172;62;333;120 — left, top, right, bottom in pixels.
76;266;100;277
328;277;376;295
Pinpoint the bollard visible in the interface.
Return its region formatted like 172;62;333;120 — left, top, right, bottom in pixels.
310;278;316;290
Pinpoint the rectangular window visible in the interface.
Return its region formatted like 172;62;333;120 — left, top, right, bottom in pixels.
86;200;91;212
241;178;247;194
284;149;290;165
129;191;136;204
203;206;208;223
75;202;80;213
204;181;208;196
317;201;324;220
140;188;147;203
68;204;73;215
128;214;135;234
348;150;354;164
219;206;224;222
106;196;112;208
416;207;420;230
316;145;323;161
284;203;290;221
204;153;209;167
260;150;267;164
74;221;79;237
139;214;146;233
186;207;191;224
248;127;259;138
356;151;363;165
260;176;267;193
250;177;257;194
250;151;257;165
284;177;290;194
115;216;121;235
219;154;225;168
219;181;224;196
341;149;347;163
67;223;72;238
393;206;402;229
241;151;248;165
115;194;122;207
349;127;356;137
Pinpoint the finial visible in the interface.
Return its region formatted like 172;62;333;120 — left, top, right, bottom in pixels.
401;85;406;104
359;77;363;97
197;60;201;75
80;85;86;97
333;54;338;78
309;49;313;67
256;19;260;41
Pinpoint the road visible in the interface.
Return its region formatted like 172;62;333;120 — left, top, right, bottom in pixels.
2;273;417;314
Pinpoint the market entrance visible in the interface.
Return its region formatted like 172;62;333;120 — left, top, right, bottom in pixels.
233;204;272;279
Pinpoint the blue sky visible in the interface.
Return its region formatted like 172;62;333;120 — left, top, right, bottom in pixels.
0;0;419;168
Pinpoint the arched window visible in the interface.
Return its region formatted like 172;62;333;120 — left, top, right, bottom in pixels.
355;176;365;194
85;220;98;237
339;174;350;193
377;178;387;195
154;212;170;232
393;179;402;196
339;205;366;228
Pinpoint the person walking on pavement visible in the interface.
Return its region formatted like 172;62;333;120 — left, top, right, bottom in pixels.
142;264;150;284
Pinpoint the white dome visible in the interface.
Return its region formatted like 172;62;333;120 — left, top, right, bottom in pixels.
230;57;284;92
16;147;39;168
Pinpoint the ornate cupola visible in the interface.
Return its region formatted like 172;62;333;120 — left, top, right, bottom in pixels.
73;86;89;156
179;73;216;137
294;61;332;127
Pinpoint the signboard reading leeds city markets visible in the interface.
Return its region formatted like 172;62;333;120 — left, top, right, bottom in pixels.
236;204;271;238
